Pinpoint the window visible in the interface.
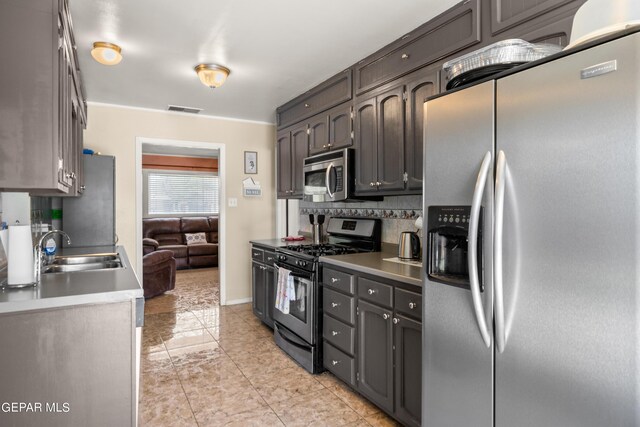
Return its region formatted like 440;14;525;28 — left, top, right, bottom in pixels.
144;170;219;216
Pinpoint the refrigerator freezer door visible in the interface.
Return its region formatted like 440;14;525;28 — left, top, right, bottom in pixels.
495;33;640;426
422;81;494;427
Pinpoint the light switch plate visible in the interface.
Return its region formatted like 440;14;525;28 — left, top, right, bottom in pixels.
228;198;238;207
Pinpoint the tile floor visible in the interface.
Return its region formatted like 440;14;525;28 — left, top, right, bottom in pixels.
140;267;400;426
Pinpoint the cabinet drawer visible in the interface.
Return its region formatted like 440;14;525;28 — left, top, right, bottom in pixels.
251;247;264;262
395;288;422;320
354;0;480;94
263;250;276;266
358;278;393;308
277;70;352;128
323;341;356;387
323;267;355;295
323;288;355;325
323;314;355;355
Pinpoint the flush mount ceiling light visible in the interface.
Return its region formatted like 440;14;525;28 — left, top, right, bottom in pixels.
194;64;230;89
91;42;122;65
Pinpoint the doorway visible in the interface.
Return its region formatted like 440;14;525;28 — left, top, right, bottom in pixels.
135;137;227;304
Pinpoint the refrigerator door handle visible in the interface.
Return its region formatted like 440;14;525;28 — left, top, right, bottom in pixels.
469;151;492;348
494;150;507;353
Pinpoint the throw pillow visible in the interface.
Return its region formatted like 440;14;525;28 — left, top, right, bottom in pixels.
185;232;207;245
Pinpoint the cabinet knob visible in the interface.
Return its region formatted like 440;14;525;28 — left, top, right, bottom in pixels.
80;185;86;191
331;278;340;283
304;103;310;108
367;289;377;295
323;144;327;148
332;360;340;366
327;143;332;147
369;182;375;187
331;302;340;308
401;53;410;60
393;317;399;324
267;257;273;262
376;181;381;187
382;313;390;320
409;302;416;309
331;330;340;336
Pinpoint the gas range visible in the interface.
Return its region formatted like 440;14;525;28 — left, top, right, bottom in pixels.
272;217;381;374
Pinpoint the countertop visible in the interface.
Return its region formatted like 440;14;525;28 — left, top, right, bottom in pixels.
320;243;423;287
0;245;142;314
250;239;422;287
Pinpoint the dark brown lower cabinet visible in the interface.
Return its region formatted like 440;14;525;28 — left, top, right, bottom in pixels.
394;314;422;427
357;300;394;414
251;246;276;328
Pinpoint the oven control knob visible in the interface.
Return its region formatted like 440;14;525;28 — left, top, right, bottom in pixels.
299;261;307;267
278;255;286;262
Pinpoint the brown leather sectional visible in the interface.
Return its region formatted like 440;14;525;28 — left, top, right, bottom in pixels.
143;216;218;269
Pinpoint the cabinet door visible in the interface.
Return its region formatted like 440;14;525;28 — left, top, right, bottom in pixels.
264;265;276;328
490;0;577;36
354;97;378;194
290;123;309;197
329;104;353;150
308;114;330;155
405;68;439;191
276;130;292;198
357;300;393;413
394;314;422;427
252;261;266;321
377;85;405;192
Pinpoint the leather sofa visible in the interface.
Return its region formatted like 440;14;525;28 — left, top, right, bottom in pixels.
142;250;176;298
143;216;218;269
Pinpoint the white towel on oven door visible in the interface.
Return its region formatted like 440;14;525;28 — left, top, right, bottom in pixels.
275;267;296;314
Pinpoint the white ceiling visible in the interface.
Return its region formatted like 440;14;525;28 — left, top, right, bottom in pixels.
70;0;460;124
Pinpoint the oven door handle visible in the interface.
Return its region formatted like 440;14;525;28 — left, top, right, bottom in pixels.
275;264;313;281
325;162;335;198
275;323;311;350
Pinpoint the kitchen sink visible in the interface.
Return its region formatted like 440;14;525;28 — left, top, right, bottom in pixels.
42;253;123;274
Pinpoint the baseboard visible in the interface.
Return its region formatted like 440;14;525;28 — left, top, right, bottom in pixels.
224;297;252;306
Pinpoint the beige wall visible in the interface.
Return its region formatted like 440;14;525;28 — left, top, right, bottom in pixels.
84;104;276;303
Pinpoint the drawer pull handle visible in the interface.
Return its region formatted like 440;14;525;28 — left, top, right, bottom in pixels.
331;302;340;308
331;278;340;283
401;53;410;60
332;360;340;366
331;330;340;336
409;302;416;309
393;317;399;324
367;289;378;295
383;313;390;320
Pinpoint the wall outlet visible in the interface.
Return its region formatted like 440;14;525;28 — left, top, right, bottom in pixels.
228;198;238;207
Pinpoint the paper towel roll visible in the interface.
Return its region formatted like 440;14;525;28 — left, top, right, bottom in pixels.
7;224;34;286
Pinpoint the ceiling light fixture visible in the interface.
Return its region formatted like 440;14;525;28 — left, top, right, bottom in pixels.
194;64;230;89
91;42;122;65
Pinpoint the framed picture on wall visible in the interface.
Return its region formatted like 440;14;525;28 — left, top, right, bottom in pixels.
244;151;258;174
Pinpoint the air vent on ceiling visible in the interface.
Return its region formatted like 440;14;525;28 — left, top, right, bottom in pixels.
167;105;203;114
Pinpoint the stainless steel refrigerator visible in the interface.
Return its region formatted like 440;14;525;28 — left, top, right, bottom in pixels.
63;154;116;247
422;31;640;426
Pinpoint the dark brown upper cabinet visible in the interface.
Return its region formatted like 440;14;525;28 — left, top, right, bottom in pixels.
490;0;582;36
354;0;481;95
0;0;86;194
277;124;309;199
277;69;352;129
309;103;353;156
403;66;440;191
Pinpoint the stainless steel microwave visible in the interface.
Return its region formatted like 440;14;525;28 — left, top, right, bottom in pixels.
302;149;353;202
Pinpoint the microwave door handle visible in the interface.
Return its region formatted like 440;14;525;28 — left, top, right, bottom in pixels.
494;150;507;353
325;163;335;198
469;151;492;348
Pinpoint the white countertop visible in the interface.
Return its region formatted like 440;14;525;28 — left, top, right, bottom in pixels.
0;246;142;314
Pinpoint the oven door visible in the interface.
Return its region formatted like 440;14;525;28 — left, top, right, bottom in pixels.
272;265;316;345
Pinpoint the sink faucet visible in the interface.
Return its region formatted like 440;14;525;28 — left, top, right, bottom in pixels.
34;230;71;283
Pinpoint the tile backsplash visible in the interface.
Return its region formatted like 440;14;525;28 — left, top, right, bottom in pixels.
299;195;423;244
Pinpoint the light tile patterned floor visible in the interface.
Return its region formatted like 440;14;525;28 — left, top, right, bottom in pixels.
140;268;400;426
